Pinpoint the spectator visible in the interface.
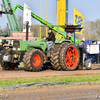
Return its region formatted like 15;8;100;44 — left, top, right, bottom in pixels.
77;37;87;64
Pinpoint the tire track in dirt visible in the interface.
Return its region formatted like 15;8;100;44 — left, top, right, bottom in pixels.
0;65;100;79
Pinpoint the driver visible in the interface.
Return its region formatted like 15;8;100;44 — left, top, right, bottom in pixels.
44;28;55;50
46;28;55;43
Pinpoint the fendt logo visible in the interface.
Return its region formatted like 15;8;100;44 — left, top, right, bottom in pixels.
75;15;83;26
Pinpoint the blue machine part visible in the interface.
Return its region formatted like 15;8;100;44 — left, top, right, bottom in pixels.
85;54;100;63
85;40;100;63
85;40;97;44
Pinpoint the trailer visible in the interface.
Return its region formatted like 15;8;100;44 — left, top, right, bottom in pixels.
84;40;100;69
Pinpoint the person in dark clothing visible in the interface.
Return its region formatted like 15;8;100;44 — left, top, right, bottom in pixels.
46;28;55;43
77;37;87;54
0;42;5;51
77;37;87;65
44;28;55;50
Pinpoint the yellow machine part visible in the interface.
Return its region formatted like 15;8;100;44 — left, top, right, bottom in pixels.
14;54;19;58
56;0;66;39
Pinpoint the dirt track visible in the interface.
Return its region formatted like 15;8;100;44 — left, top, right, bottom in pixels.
0;84;100;100
0;65;100;79
0;65;100;100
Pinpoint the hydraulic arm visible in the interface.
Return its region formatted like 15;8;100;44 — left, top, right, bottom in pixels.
12;4;81;43
2;0;21;32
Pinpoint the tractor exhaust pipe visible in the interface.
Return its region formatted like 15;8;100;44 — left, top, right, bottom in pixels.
26;21;29;41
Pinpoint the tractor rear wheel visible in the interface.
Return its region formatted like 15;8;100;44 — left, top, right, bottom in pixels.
50;44;61;70
60;43;80;71
50;43;68;70
23;49;44;72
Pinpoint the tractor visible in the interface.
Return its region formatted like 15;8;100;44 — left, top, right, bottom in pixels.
0;24;82;71
0;2;83;71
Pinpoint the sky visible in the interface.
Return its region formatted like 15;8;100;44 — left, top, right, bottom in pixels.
0;0;100;28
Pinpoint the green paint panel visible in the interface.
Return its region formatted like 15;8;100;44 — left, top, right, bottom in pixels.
19;40;47;51
55;38;71;43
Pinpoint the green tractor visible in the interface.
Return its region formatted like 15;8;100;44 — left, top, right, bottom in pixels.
1;24;82;71
0;2;82;71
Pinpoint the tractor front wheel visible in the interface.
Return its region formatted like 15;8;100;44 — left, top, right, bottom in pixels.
1;62;18;70
0;49;19;70
23;49;44;72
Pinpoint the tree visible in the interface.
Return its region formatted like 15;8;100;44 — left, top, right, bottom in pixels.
83;19;91;40
31;24;39;37
94;19;100;40
30;24;46;38
0;26;3;34
41;26;46;38
3;26;8;33
16;15;100;40
17;15;23;31
82;19;97;40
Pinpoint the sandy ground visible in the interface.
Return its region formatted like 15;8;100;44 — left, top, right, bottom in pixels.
0;84;100;100
0;65;100;79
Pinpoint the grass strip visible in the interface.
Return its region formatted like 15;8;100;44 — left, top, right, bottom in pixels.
0;75;100;87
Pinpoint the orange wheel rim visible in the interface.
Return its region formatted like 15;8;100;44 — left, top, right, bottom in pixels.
32;54;41;67
64;46;78;69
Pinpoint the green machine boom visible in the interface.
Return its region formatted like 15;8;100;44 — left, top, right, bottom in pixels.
2;0;21;32
12;4;81;43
